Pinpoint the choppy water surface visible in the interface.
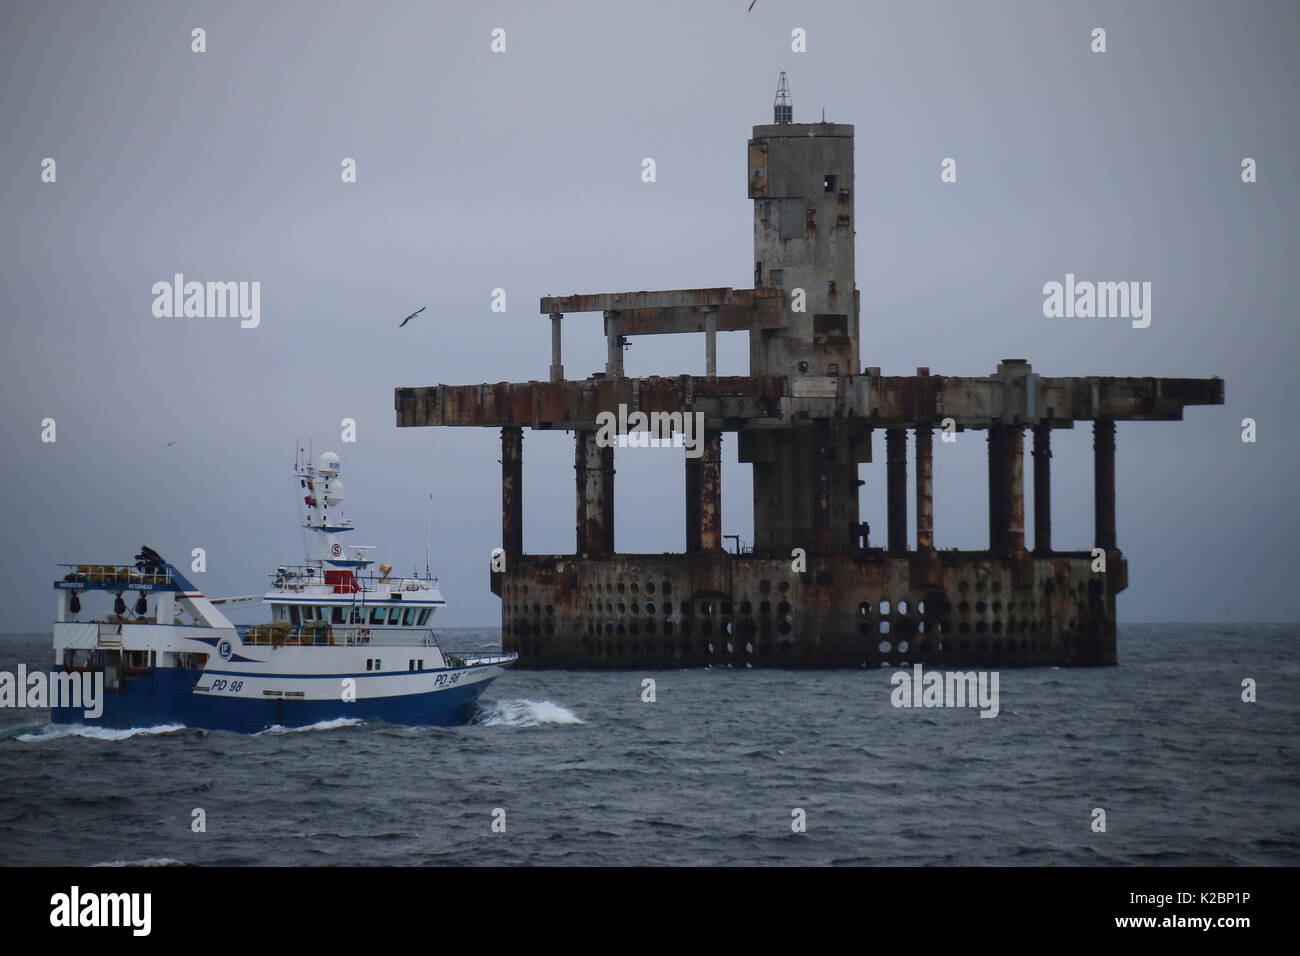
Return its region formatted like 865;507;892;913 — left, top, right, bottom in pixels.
1;625;1296;865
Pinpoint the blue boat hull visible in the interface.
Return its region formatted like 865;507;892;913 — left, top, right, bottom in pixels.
49;666;500;733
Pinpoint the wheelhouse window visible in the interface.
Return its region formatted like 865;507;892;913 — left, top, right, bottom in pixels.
388;607;401;625
370;607;385;625
402;608;415;626
416;609;430;626
332;606;344;624
349;608;361;624
289;605;301;626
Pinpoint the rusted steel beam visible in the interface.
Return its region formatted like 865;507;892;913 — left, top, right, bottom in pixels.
1094;419;1117;551
396;377;785;429
612;302;785;336
501;426;523;560
540;287;779;314
886;428;907;554
915;427;933;552
1033;422;1052;554
395;373;1222;429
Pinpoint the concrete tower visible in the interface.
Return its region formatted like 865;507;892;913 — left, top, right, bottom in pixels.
741;77;867;555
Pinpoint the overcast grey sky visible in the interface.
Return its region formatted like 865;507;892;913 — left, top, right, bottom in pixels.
2;0;1297;630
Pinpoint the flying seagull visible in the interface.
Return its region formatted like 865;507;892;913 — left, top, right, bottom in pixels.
398;306;426;327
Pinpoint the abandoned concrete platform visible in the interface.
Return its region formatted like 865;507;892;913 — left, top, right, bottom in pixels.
396;76;1223;669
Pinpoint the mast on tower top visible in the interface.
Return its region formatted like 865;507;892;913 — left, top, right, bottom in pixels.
773;71;792;124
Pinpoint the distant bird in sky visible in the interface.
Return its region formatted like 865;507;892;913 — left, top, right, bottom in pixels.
748;0;757;10
398;306;426;327
165;441;178;447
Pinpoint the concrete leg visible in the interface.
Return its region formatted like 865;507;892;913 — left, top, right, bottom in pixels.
988;427;1008;551
1007;426;1025;552
915;427;933;551
576;430;611;554
501;426;522;560
549;312;564;383
887;428;907;554
1094;419;1116;550
1033;423;1052;554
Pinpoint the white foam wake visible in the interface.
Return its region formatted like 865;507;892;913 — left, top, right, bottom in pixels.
473;699;583;727
93;857;185;867
254;717;364;735
15;723;187;742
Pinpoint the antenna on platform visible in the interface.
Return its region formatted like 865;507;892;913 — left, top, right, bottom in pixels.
774;71;793;124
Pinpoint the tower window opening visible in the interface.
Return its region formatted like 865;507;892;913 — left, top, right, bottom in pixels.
824;174;836;193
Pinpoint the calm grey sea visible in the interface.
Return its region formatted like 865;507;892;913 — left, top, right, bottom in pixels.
0;625;1296;866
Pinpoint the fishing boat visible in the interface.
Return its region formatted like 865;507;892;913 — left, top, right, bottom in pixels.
50;450;515;731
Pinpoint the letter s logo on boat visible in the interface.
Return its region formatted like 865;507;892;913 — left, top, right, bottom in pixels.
331;544;342;557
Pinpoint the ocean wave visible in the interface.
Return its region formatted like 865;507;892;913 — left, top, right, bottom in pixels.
92;857;186;867
473;699;582;727
14;723;187;742
254;717;365;735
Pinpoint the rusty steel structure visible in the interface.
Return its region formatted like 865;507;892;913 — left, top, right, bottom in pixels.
396;83;1223;669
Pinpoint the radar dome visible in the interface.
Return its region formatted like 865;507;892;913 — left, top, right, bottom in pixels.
319;452;341;474
324;479;343;505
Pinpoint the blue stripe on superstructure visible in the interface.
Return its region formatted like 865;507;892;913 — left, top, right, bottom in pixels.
198;663;506;679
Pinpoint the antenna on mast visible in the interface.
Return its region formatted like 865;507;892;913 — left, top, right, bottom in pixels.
774;71;793;124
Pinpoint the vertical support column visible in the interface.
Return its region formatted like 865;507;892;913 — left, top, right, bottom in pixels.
601;443;615;554
549;312;564;383
700;430;722;551
813;419;831;553
1094;419;1116;551
501;426;523;561
988;427;1008;551
686;430;723;552
1007;426;1025;552
1033;423;1052;554
575;430;610;555
685;448;701;554
604;310;624;378
704;311;717;380
915;427;933;552
886;428;908;554
575;430;589;555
